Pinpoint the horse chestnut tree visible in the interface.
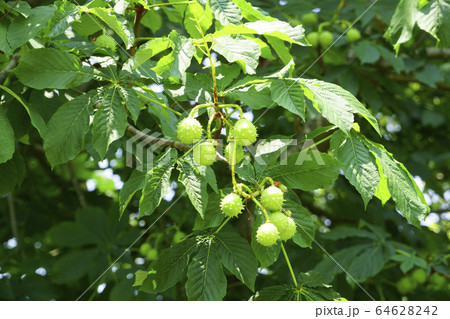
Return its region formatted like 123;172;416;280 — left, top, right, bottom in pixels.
0;0;448;302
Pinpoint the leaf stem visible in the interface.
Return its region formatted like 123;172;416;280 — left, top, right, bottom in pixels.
301;134;333;153
214;216;231;234
281;242;298;287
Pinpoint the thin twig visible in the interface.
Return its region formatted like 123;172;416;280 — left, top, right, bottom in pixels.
67;161;87;209
126;124;228;163
0;54;20;83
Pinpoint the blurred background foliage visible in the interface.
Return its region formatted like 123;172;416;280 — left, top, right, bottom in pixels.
0;0;449;300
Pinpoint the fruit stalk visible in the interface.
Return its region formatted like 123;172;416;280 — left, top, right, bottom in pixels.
281;242;298;287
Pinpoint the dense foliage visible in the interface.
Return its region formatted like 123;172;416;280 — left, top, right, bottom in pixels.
0;0;449;301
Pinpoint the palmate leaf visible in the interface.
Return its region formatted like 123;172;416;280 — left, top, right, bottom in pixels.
416;0;450;47
269;150;341;191
89;7;134;49
139;238;199;294
14;48;93;90
212;35;261;74
43;92;96;167
139;149;177;217
92;86;128;158
177;155;209;217
185;239;227;301
209;0;243;26
0;108;15;164
215;230;258;290
331;130;380;207
152;31;196;80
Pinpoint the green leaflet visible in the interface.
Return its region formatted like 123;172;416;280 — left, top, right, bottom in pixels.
215;230;258;290
0;108;15;164
416;0;450;47
384;0;419;54
212;35;261;74
43;92;96;167
139;149;177;217
299;78;381;135
89;7;135;49
139;238;198;293
184;2;213;39
269;150;341;191
361;135;430;227
270;79;306;120
231;0;274;22
7;6;55;50
14;48;93;90
47;1;79;37
332;130;380;207
177;155;209;217
92;86;127;158
119;170;146;217
117;85;141;123
284;199;316;248
134;38;171;67
209;0;243;26
0;153;25;195
185;239;227;301
152;31;196;80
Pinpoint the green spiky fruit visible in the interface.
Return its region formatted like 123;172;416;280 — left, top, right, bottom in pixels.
256;222;279;246
193;141;216;166
231;119;258;146
173;231;186;244
346;28;361;42
139;243;151;256
319;31;334;48
95;34;117;50
269;212;296;241
224;142;244;164
411;268;427;284
301;12;318;25
176;117;203;144
260;186;284;211
307;32;319;47
146;248;158;261
221;193;244;217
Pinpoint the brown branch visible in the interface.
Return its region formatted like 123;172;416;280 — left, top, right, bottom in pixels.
0;54;20;83
130;5;146;56
0;0;19;22
67;161;87;209
126;124;229;163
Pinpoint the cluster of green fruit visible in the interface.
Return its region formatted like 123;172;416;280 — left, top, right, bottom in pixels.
220;185;296;247
176;116;257;166
396;269;447;295
301;12;361;49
